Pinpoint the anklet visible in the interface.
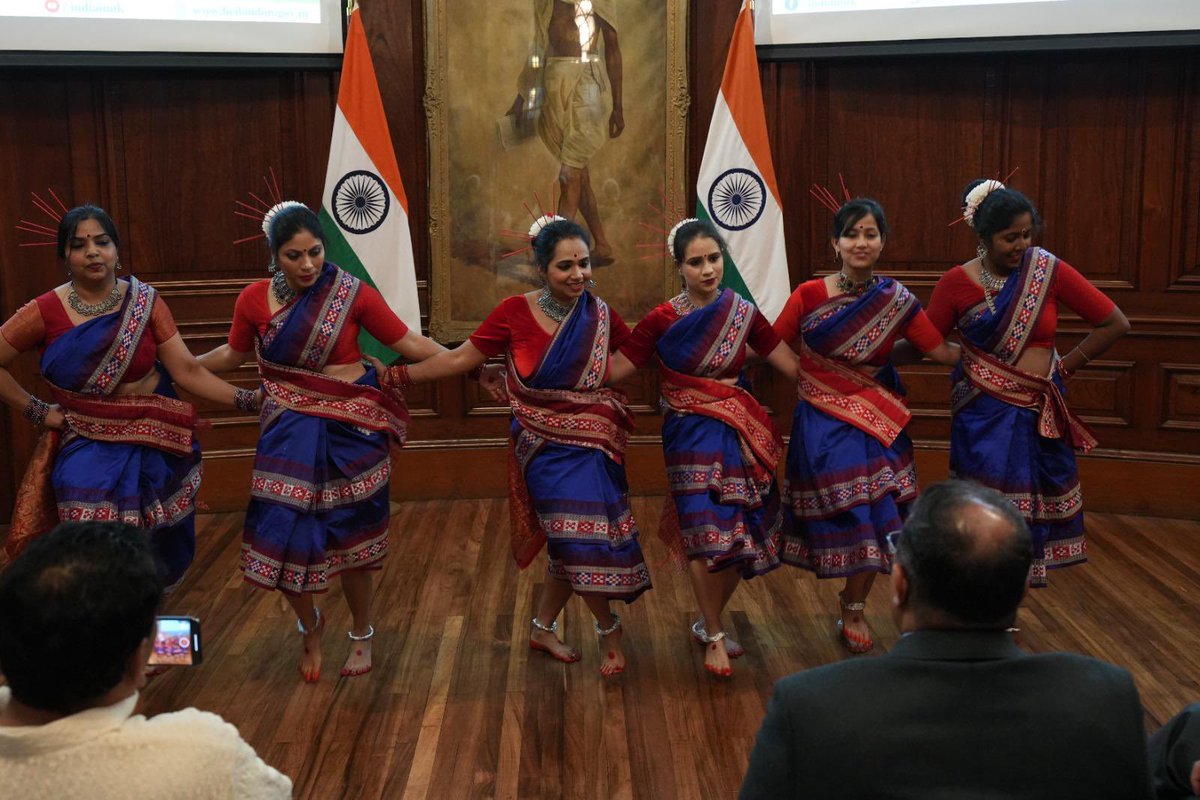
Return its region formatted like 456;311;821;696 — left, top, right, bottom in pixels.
347;625;375;641
531;616;559;634
691;619;727;643
593;613;621;637
297;606;321;636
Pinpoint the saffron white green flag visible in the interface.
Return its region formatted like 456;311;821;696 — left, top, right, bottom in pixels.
320;1;420;360
697;0;790;321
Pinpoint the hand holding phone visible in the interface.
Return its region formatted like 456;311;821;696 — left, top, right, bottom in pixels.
148;615;202;666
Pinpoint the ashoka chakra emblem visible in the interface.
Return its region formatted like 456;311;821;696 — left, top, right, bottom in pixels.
332;170;390;235
707;168;766;231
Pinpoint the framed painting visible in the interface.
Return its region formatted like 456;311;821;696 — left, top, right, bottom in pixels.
425;0;689;340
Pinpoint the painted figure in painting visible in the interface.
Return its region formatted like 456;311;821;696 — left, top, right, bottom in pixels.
508;0;623;266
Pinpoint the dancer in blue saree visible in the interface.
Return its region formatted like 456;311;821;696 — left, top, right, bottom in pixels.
773;198;959;653
402;218;650;676
0;205;255;587
927;181;1129;586
201;202;445;682
611;219;797;677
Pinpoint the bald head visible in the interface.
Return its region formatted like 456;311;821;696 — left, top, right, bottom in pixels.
895;480;1032;627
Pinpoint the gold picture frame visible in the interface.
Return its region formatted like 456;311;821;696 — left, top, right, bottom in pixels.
425;0;689;341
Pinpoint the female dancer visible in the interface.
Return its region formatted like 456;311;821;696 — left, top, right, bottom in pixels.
199;202;445;682
0;205;255;587
608;218;797;677
774;198;958;653
926;180;1129;586
393;217;650;677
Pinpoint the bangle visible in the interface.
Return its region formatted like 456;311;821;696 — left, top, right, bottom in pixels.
385;364;414;390
22;396;50;426
1057;360;1074;380
234;387;260;412
467;364;485;381
1071;346;1091;365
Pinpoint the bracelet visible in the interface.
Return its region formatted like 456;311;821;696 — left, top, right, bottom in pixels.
22;396;50;427
1070;346;1091;365
384;364;414;390
233;387;260;412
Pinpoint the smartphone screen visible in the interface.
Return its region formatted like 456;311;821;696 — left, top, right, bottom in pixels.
148;616;202;666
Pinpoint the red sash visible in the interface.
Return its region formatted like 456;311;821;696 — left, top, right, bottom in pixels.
259;358;410;446
958;341;1098;453
504;356;634;466
51;386;198;457
795;343;911;447
659;365;782;486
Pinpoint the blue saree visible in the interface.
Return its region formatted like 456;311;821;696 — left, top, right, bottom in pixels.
782;278;921;577
950;247;1095;586
505;291;651;602
41;277;200;590
242;264;409;595
654;290;782;578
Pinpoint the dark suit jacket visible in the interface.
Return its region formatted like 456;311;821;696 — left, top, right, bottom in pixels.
1148;703;1200;799
739;630;1151;800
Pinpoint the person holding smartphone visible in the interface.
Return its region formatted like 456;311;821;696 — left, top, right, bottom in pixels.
0;521;292;799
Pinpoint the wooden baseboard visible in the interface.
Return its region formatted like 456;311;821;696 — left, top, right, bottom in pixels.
193;441;1200;520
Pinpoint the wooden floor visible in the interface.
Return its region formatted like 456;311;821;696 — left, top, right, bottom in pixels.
139;499;1200;799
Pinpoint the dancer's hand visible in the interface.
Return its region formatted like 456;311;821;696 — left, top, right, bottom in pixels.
480;364;508;403
43;405;67;430
363;355;387;374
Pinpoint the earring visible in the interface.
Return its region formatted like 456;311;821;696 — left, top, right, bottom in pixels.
268;258;277;274
976;243;987;261
114;259;123;271
586;278;596;288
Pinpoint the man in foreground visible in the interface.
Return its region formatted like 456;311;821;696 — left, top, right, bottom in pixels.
0;521;293;799
739;479;1151;799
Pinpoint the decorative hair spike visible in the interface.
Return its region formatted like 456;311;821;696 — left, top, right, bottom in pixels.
666;217;700;255
809;174;854;216
232;169;291;245
635;186;690;261
16;188;70;248
499;184;565;260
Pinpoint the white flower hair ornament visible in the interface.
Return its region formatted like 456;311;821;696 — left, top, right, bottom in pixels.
666;217;700;255
527;214;565;241
962;180;1005;229
262;200;309;236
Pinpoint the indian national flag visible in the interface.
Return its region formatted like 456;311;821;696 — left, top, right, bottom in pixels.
320;1;420;360
697;0;790;321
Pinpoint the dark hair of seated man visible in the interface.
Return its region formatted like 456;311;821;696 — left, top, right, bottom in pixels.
0;521;162;715
892;479;1032;630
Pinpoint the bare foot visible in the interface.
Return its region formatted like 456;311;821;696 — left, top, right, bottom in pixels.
298;611;325;683
340;627;373;678
703;639;732;677
530;627;580;663
693;619;745;659
599;627;626;677
837;617;873;653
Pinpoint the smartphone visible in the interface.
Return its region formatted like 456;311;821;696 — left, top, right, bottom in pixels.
148;615;202;666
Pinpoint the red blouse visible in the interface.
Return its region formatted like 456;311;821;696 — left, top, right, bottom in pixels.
620;299;781;371
228;279;410;364
926;262;1116;347
772;279;944;362
469;295;631;380
0;289;178;384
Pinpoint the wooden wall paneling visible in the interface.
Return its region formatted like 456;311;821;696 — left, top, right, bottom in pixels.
1170;52;1200;293
1160;363;1200;432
